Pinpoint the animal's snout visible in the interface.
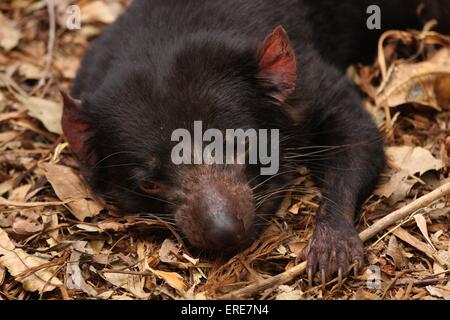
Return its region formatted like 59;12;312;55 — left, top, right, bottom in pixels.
174;167;256;255
204;210;245;250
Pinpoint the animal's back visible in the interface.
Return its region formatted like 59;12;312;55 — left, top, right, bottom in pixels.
71;0;427;98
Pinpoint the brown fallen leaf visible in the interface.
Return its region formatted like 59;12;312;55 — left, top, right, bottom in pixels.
392;227;447;266
374;169;416;203
414;214;435;250
0;177;17;197
386;146;444;176
0;228;62;292
377;48;450;111
0;211;17;228
80;1;123;24
43;163;103;221
426;285;450;300
287;240;307;257
8;183;31;202
17;96;63;134
275;285;304;300
288;202;301;215
0;12;22;51
354;288;380;300
11;209;45;236
18;62;42;80
150;268;187;293
97;221;126;232
54;55;79;79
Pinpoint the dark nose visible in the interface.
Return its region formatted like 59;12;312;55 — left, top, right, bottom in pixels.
204;211;245;251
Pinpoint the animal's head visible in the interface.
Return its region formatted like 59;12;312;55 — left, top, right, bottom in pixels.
62;26;301;255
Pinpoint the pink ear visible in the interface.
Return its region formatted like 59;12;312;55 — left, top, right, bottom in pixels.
258;26;297;102
60;91;94;165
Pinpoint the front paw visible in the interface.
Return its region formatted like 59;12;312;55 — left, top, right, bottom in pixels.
300;222;364;286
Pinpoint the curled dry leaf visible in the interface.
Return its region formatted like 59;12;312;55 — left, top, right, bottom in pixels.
386;235;408;269
103;271;150;299
43;163;103;221
159;238;180;264
377;48;450;110
0;228;62;292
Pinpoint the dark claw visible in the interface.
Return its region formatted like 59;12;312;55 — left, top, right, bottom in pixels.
301;221;364;287
308;267;313;288
321;269;326;289
353;259;361;277
338;267;343;286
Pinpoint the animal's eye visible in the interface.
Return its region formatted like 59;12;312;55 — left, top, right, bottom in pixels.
139;178;161;194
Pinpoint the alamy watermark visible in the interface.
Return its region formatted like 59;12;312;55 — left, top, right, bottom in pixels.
366;265;381;289
170;121;280;175
367;5;381;30
66;5;81;30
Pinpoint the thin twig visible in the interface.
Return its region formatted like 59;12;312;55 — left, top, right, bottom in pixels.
360;181;450;242
33;0;56;94
219;261;307;299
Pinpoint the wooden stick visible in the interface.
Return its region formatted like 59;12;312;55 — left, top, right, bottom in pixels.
220;181;450;299
219;261;307;300
359;181;450;241
0;197;70;207
34;0;56;93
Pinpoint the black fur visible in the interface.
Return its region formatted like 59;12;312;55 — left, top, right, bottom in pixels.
68;0;448;279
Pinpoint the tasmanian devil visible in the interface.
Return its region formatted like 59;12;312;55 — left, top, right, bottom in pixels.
61;0;450;283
